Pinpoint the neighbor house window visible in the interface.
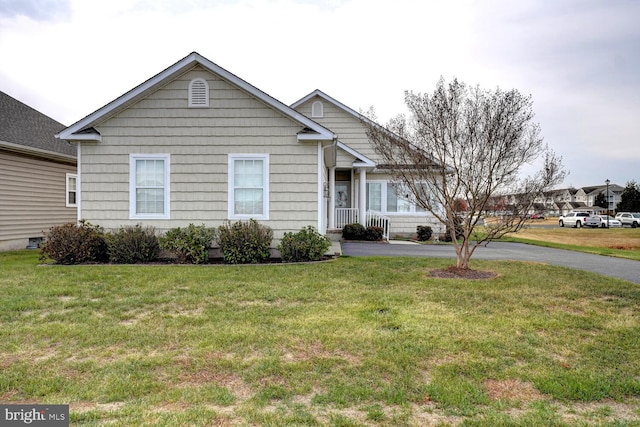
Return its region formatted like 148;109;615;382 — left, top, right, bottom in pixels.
311;101;324;118
366;181;427;214
189;78;209;107
66;173;77;207
228;154;269;220
129;154;170;219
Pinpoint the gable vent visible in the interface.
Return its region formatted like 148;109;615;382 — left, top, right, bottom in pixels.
311;100;324;118
189;78;209;107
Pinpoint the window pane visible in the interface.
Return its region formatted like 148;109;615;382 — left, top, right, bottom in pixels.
235;159;263;187
68;177;76;191
387;183;410;213
386;183;398;212
68;192;76;205
136;188;164;214
235;188;263;215
366;183;382;211
415;183;428;212
136;160;164;187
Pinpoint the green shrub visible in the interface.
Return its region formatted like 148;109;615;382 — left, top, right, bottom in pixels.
40;220;108;265
107;224;160;264
364;226;384;241
417;225;433;241
441;217;463;242
216;219;273;264
342;223;366;240
278;226;331;262
160;224;216;264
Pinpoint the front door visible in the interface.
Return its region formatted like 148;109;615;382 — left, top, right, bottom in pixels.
335;182;351;208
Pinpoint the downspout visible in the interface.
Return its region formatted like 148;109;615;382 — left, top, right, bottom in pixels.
76;142;81;223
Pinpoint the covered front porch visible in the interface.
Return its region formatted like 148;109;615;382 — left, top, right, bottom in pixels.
324;167;390;240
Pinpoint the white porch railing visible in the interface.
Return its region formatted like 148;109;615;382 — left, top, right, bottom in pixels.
366;210;390;241
336;208;359;229
334;209;391;241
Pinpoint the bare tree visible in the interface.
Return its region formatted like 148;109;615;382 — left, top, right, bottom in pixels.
363;78;566;270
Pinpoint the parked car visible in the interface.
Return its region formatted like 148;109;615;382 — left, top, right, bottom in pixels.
585;215;622;228
558;211;590;228
615;212;640;228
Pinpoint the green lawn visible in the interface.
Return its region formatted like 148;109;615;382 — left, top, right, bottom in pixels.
1;250;639;426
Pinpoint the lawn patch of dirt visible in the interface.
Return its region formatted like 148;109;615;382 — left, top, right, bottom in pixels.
484;379;545;402
429;266;498;280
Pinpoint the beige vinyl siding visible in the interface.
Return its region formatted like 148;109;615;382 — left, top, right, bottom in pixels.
295;98;381;163
336;149;357;168
80;67;319;239
0;150;76;250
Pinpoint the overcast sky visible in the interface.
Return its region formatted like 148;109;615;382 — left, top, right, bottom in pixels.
1;0;638;189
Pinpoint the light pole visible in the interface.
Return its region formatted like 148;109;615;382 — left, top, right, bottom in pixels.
605;179;610;228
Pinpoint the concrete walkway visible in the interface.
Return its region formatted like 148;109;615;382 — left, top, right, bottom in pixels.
341;241;640;284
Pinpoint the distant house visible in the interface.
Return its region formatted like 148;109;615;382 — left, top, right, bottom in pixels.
0;91;77;250
585;184;624;212
56;52;439;241
534;184;622;217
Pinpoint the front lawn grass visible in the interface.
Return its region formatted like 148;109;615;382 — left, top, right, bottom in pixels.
1;250;639;426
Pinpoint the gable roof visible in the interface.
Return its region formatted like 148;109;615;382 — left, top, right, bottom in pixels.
0;91;75;160
292;89;445;172
585;184;624;196
291;89;376;126
291;89;381;168
57;52;336;142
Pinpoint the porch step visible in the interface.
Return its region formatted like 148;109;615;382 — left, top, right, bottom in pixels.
326;228;343;242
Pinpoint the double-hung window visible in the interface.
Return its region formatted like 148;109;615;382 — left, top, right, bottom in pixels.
129;154;170;219
228;154;269;220
66;173;77;207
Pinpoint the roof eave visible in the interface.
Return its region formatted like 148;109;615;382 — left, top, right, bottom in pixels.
0;140;77;164
297;132;335;141
59;133;102;142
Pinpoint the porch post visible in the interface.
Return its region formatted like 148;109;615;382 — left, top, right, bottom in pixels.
328;166;336;229
358;168;367;226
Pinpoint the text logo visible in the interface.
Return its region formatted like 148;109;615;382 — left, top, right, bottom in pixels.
1;405;69;426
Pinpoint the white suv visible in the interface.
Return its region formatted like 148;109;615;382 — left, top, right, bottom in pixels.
615;212;640;228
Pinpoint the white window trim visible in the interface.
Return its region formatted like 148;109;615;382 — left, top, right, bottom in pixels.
228;153;269;220
367;180;429;216
129;153;171;220
65;173;77;207
189;78;209;107
311;100;324;118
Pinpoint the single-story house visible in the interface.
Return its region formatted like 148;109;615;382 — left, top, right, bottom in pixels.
56;52;440;241
0;91;77;250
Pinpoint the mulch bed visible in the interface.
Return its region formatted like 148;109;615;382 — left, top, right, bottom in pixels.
429;266;498;280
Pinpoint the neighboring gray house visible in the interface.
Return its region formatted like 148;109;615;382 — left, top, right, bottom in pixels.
56;52;439;241
0;91;77;250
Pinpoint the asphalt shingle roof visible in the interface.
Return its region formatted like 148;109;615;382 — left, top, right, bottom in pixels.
0;90;75;157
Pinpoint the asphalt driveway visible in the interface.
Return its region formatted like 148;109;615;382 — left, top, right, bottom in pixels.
341;241;640;284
